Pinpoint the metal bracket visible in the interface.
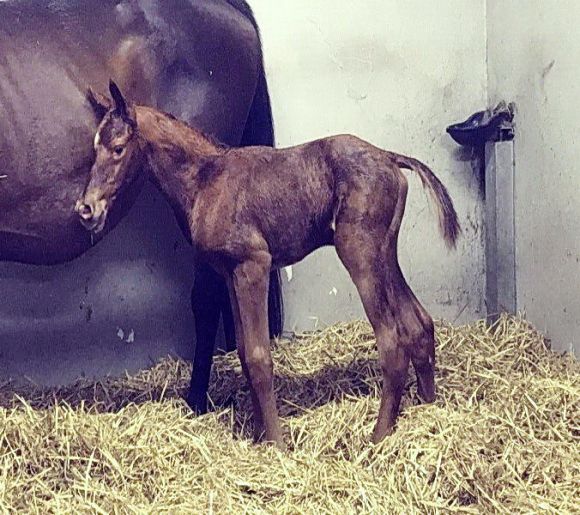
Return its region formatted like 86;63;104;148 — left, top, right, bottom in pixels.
484;141;517;320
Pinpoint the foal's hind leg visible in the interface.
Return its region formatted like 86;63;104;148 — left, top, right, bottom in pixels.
375;266;437;440
335;235;409;442
335;228;435;443
404;292;436;404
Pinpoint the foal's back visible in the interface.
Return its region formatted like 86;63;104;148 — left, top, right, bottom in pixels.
193;135;403;267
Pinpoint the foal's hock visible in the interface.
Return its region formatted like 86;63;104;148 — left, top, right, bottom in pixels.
77;81;460;448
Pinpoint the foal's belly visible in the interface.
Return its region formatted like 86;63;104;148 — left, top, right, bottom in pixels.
251;169;336;268
211;144;338;268
266;216;335;269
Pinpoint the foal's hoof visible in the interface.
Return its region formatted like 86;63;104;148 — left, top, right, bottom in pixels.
371;424;395;445
261;438;287;452
254;429;287;451
417;377;436;404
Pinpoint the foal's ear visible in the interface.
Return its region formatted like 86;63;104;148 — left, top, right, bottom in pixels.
86;88;111;121
109;80;129;119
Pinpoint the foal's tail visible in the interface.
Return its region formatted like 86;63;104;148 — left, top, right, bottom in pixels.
389;153;461;248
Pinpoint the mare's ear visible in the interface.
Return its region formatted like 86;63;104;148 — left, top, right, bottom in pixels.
86;88;111;121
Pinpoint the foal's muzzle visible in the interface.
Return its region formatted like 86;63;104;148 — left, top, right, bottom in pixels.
75;197;108;234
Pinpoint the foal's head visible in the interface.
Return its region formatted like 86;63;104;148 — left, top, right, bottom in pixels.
76;81;142;233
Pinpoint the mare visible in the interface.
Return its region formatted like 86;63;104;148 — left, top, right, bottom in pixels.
0;0;282;410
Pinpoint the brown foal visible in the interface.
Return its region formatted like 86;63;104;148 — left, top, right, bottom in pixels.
77;81;460;448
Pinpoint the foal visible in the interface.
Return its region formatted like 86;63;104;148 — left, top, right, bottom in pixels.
77;81;460;448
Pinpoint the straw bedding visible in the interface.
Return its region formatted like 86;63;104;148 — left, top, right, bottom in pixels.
0;315;578;513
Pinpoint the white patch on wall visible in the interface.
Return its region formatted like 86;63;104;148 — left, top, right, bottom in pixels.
117;327;135;343
284;266;293;282
307;316;320;329
329;287;338;296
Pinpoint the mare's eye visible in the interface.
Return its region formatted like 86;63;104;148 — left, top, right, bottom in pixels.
113;146;124;156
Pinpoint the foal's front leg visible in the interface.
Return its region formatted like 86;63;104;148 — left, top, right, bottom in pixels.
225;276;264;439
230;253;284;448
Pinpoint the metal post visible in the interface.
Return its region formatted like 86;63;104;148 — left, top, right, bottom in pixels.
485;140;516;320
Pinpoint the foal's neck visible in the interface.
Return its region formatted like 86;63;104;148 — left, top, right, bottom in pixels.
135;106;226;211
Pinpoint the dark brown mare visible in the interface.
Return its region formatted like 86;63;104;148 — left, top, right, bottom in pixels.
0;0;282;408
77;82;460;448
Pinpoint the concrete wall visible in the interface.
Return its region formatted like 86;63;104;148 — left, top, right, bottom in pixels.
251;0;486;331
487;1;580;354
0;1;487;385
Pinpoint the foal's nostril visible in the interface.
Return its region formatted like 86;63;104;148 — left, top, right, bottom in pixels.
79;203;93;219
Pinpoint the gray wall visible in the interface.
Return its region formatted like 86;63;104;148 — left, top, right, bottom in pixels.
1;1;488;385
487;1;580;354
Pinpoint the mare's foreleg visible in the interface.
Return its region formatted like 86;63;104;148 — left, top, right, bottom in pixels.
187;263;233;413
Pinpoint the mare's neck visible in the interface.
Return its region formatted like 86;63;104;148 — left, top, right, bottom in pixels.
135;106;225;212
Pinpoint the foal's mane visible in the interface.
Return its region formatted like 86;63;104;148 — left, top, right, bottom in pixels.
136;106;230;155
163;111;230;150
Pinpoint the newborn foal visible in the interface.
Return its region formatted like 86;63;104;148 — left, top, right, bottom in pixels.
77;81;460;448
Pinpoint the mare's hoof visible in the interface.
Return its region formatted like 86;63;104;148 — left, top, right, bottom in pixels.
186;395;208;415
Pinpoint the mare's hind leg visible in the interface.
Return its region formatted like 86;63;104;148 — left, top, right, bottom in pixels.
334;226;435;443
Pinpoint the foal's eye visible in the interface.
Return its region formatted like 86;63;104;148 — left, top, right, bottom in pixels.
113;146;124;156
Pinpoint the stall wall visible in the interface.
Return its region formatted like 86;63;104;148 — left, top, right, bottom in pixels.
251;0;486;331
487;0;580;353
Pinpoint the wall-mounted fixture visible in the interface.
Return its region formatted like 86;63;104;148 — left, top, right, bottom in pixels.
447;102;516;321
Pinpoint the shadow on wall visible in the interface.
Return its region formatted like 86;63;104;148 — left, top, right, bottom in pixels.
0;183;200;386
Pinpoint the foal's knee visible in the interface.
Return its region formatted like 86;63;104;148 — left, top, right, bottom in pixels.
246;346;274;390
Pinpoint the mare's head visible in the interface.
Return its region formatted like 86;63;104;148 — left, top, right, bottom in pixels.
76;81;143;233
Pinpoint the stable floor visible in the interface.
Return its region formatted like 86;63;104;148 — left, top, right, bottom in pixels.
0;316;577;513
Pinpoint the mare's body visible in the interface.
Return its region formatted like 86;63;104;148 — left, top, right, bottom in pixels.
0;0;282;406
